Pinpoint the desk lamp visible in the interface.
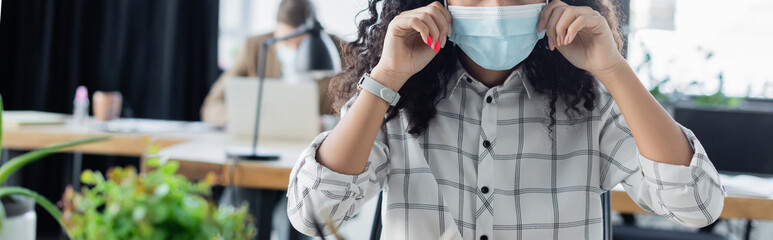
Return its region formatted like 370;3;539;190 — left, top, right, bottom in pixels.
227;11;340;161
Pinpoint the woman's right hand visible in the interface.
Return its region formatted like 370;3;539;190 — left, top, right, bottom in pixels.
371;1;452;91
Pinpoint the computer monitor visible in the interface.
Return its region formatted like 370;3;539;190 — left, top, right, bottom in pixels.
673;100;773;175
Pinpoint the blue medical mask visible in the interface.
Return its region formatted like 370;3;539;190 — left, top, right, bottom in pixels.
448;2;547;70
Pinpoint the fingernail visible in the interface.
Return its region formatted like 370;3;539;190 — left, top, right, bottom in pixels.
538;20;545;32
434;40;440;52
564;35;571;45
427;35;433;46
556;34;562;47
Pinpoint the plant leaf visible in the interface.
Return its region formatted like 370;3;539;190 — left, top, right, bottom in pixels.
0;199;5;231
0;136;110;185
1;95;4;161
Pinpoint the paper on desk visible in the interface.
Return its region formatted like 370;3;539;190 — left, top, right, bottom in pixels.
2;111;66;128
157;141;227;164
719;174;773;199
100;118;215;133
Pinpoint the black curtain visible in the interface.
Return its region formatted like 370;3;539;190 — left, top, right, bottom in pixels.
0;1;220;238
0;0;220;121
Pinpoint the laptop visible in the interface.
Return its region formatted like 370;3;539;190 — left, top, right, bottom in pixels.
225;77;320;142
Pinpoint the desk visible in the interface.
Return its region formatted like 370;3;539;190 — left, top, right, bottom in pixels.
611;190;773;221
2;121;217;156
157;138;773;222
1;119;225;190
149;133;309;190
5;121;773;222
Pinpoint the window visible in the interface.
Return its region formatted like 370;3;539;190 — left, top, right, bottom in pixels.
627;0;773;98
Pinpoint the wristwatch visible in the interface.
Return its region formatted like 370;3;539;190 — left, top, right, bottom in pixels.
357;72;401;106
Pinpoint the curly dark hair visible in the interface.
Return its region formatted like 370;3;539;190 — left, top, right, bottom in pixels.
330;0;624;136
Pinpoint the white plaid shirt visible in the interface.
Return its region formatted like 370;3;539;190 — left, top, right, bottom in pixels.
287;63;725;240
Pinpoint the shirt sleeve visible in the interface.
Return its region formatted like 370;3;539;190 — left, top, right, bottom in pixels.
598;95;725;228
286;96;390;236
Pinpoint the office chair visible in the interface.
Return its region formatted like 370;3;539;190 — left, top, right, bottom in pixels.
369;192;384;240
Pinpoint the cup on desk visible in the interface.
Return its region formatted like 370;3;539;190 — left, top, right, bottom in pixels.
93;91;122;121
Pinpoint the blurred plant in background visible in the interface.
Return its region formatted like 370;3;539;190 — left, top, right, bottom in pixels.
691;72;741;107
635;42;742;110
60;144;256;240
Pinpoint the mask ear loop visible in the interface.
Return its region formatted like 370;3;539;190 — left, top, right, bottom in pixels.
443;0;464;101
444;0;452;47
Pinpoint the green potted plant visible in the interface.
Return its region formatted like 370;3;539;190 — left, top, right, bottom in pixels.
59;148;256;239
0;95;109;239
0;96;256;239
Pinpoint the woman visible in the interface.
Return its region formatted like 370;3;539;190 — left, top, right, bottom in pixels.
287;0;724;239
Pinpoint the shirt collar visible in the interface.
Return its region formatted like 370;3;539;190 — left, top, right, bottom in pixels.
447;59;534;99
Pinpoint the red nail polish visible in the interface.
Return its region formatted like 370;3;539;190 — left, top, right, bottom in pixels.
427;35;433;46
434;40;440;52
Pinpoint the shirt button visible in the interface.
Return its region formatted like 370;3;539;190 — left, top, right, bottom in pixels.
486;96;493;103
481;186;489;194
482;140;491;148
480;235;488;240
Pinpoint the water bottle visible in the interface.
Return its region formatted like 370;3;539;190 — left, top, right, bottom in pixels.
72;86;89;127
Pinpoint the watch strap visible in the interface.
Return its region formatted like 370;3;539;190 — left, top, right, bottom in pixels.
358;72;401;106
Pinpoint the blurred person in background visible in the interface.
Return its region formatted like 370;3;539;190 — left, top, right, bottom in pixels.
201;0;345;126
207;0;344;239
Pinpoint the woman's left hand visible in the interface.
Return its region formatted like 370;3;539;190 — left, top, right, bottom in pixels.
539;0;624;79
